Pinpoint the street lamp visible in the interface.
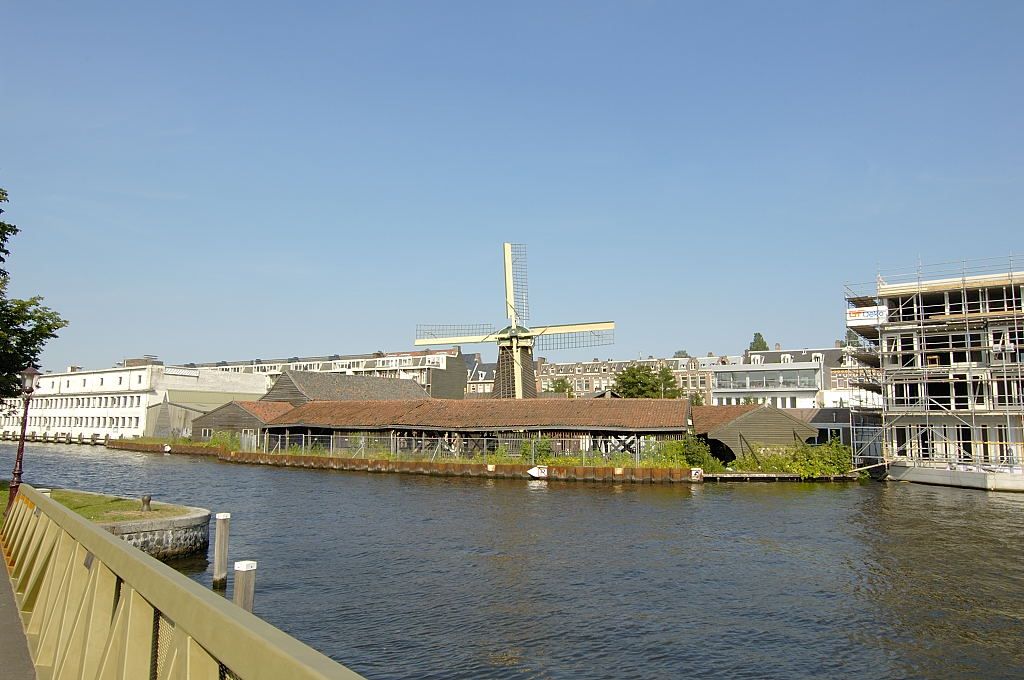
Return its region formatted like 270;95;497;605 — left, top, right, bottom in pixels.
5;366;40;515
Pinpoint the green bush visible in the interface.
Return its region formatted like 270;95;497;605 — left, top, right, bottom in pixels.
649;438;726;473
208;431;241;451
730;439;853;478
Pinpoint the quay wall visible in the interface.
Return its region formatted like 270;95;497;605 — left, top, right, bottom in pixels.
101;507;211;560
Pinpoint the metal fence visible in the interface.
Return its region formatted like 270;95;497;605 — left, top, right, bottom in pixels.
252;433;689;466
1;484;365;680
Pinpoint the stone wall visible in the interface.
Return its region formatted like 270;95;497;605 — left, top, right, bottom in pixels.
101;507;211;560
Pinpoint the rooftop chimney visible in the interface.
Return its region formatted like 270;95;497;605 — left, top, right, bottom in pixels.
774;343;781;351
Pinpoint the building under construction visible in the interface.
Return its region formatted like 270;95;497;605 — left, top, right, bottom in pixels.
845;258;1024;487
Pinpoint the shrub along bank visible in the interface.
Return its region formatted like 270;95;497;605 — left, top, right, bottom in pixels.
728;440;854;479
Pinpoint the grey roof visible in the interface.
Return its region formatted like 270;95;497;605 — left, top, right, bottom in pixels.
278;370;430;401
746;348;844;368
787;407;853;426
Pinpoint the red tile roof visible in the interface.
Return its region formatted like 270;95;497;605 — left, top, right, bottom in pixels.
690;405;759;434
235;401;296;423
268;398;690;432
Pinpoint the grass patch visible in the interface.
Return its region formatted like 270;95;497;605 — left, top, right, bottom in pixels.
126;436;231;450
50;489;190;523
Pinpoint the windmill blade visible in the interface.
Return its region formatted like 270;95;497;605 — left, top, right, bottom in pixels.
530;321;615;351
503;242;529;324
415;323;497;346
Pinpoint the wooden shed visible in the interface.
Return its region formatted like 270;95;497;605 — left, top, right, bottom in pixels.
691;405;819;460
192;401;294;441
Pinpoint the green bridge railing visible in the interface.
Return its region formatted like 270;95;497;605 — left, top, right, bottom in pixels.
2;484;366;680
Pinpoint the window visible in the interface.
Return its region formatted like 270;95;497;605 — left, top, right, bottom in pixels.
201;428;213;439
750;355;764;365
812;353;823;363
118;377;123;385
137;375;142;384
781;354;792;363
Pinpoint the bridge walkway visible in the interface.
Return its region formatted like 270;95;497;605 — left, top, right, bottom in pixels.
1;562;34;680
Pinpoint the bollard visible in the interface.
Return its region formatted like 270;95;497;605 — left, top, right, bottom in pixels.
233;561;257;612
212;512;231;589
141;495;152;512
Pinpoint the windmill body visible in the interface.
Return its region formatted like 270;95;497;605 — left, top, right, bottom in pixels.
415;243;615;399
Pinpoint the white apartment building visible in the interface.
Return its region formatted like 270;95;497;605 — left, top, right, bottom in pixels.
190;348;467;399
1;359;266;442
710;345;882;408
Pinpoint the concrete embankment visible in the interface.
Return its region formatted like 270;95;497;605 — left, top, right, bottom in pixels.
218;450;702;483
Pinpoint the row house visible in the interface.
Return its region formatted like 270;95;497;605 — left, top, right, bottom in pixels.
533;355;728;400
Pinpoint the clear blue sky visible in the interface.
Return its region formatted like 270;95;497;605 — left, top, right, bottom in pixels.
3;1;1022;371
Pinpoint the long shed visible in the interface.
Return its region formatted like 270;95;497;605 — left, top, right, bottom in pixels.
692;405;818;460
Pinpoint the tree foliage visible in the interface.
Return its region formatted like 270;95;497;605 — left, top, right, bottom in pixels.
549;377;574;398
690;391;705;406
656;365;680;398
748;332;769;352
613;364;660;398
613;364;680;398
0;188;68;399
672;349;690;358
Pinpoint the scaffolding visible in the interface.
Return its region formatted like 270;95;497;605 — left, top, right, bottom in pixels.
845;256;1024;470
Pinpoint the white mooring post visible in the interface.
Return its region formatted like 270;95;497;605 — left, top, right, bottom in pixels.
233;560;257;612
213;512;231;589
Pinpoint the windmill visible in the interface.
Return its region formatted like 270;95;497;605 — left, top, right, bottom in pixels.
415;243;615;399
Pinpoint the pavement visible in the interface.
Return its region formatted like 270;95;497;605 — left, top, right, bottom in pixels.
1;558;36;679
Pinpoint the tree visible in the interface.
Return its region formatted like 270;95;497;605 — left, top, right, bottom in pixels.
672;349;690;358
656;365;680;399
837;329;860;347
748;332;769;352
549;377;574;398
613;364;662;398
690;391;705;407
0;188;68;399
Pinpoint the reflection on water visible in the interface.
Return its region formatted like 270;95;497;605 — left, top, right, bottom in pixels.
3;443;1023;679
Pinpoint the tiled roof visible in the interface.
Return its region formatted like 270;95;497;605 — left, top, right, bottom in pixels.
690;405;759;434
283;370;430;401
235;401;295;423
268;398;690;432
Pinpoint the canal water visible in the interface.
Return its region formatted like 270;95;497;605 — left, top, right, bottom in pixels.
3;443;1022;679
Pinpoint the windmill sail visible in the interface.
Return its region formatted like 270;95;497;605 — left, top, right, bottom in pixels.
415;324;496;345
531;322;616;351
507;243;529;323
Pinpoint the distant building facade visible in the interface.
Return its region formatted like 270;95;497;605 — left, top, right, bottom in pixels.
711;344;881;409
189;347;467;399
0;358;266;441
534;355;721;400
463;353;497;399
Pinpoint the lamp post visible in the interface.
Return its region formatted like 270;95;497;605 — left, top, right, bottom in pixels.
5;366;40;515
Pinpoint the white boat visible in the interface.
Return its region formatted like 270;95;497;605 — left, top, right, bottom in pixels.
887;460;1024;492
